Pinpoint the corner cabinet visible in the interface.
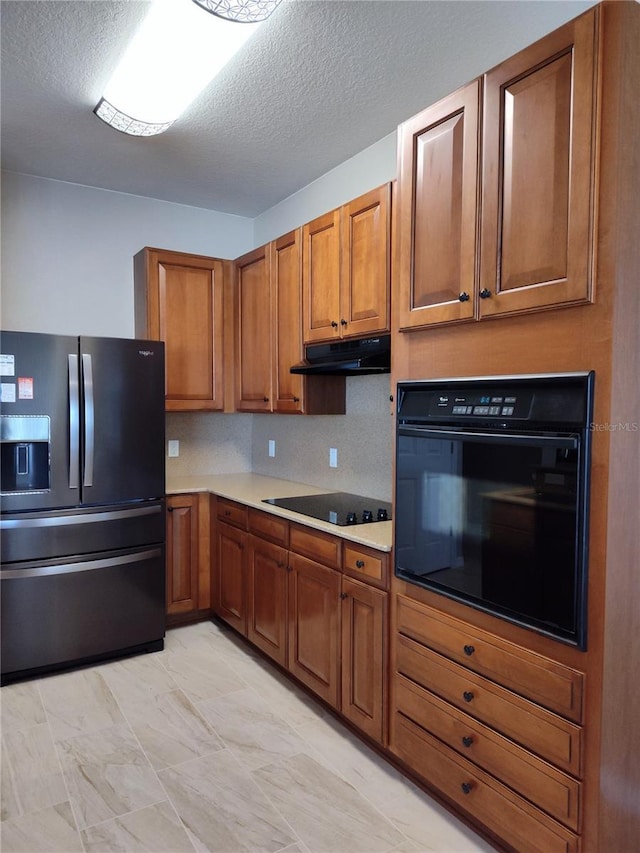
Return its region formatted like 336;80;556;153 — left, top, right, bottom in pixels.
397;8;597;330
134;248;226;410
234;232;345;415
303;184;391;343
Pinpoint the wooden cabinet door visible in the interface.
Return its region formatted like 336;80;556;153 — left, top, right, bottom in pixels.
271;229;304;414
302;209;341;343
341;577;387;743
340;184;391;338
247;535;288;667
479;9;596;317
166;494;198;617
235;245;272;412
134;248;224;411
216;522;247;635
397;81;480;329
288;551;340;708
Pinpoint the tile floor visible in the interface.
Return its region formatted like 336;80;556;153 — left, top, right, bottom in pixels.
1;620;496;852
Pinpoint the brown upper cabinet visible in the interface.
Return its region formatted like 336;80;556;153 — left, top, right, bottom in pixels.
134;248;226;410
303;184;391;343
235;231;345;415
397;8;597;330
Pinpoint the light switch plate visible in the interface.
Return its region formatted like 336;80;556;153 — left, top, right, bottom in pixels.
167;439;179;457
329;447;338;468
268;439;276;457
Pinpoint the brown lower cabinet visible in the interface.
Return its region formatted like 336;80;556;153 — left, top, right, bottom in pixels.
166;493;211;623
213;500;388;744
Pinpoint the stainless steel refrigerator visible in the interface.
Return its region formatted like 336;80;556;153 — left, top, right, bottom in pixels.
0;331;166;683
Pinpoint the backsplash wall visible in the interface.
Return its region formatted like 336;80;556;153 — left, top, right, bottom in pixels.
165;413;252;478
251;374;393;502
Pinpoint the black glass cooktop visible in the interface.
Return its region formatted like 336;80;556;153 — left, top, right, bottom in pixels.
263;492;392;526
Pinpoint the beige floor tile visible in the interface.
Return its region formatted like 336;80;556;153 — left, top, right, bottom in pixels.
0;801;83;852
296;714;413;809
120;688;224;771
81;800;194;852
197;686;308;771
57;722;166;830
253;752;405;853
2;723;68;818
1;746;21;822
99;653;178;706
0;682;46;735
158;749;297;853
38;667;125;741
160;646;247;704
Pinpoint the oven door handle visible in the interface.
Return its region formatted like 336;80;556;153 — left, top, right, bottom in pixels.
398;426;579;450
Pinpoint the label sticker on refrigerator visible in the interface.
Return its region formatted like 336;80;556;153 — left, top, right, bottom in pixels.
0;354;15;376
1;382;16;403
18;377;34;399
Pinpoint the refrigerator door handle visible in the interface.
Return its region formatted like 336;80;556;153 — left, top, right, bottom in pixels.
68;354;80;490
0;548;162;579
82;353;95;487
1;503;162;530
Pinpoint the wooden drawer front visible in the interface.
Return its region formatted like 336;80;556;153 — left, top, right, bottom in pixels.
396;595;584;722
396;676;580;830
343;543;388;588
248;508;289;547
290;524;341;570
393;713;579;853
396;635;581;776
216;498;248;530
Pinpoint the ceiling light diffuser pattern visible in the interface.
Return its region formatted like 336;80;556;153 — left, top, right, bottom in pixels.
192;0;282;23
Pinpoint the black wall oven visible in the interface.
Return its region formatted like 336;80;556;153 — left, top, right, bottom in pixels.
394;373;594;648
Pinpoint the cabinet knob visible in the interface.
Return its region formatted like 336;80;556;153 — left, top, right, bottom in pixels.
340;591;348;600
355;559;365;568
293;397;300;403
461;782;474;795
458;292;470;302
340;319;347;326
331;321;339;328
462;736;474;748
463;691;474;703
167;506;174;512
479;288;492;299
263;396;269;402
463;644;475;656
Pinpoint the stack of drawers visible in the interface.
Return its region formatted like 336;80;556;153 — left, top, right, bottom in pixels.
391;595;584;852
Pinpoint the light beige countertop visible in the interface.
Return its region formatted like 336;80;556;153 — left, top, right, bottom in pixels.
166;472;392;553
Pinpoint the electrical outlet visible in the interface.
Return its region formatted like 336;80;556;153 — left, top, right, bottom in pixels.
329;447;338;468
167;439;179;458
268;439;276;458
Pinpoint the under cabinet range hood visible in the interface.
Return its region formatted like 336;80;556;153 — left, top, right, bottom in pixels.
290;335;391;376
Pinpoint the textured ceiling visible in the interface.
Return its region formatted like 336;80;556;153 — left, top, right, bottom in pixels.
1;0;596;217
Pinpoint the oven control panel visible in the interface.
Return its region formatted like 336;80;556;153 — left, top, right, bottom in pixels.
430;391;532;419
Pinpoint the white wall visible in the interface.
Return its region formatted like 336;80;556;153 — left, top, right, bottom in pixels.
0;172;254;338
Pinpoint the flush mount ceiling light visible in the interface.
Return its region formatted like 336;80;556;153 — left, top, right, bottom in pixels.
94;0;282;137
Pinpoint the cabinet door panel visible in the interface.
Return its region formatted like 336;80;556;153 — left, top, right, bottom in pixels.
235;246;272;412
480;9;596;316
341;185;390;337
341;577;386;743
303;210;341;342
216;523;247;635
272;230;304;413
288;552;340;707
166;494;198;616
247;535;287;666
397;82;480;329
134;249;224;411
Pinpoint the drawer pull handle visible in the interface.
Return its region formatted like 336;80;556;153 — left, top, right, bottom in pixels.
461;782;474;795
463;691;474;703
355;559;365;568
224;510;231;517
462;736;474;748
463;644;475;656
